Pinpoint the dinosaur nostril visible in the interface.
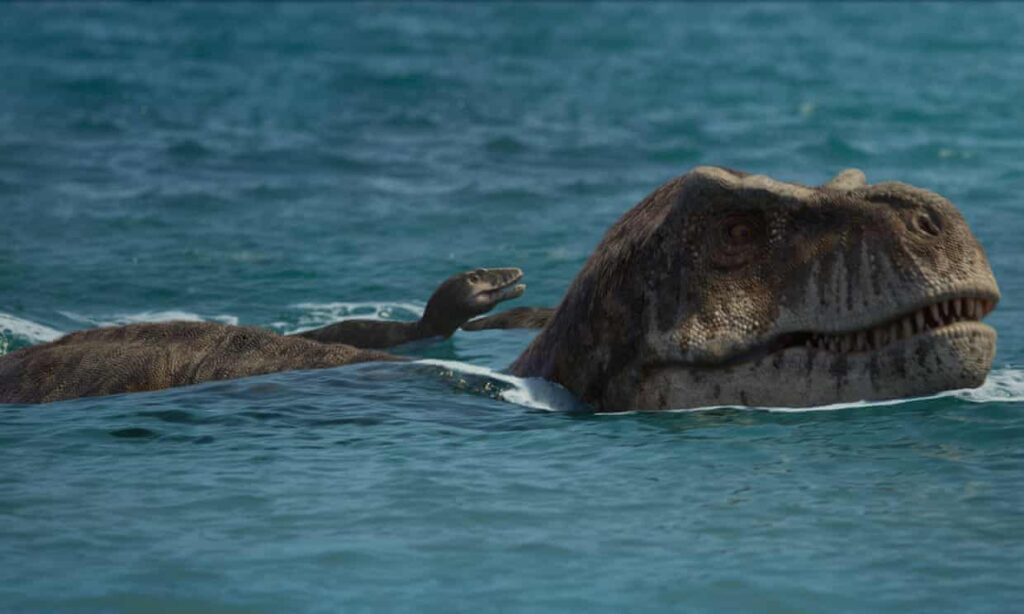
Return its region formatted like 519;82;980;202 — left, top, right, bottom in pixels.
914;212;941;237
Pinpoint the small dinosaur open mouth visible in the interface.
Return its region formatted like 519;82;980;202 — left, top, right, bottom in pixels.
787;296;997;354
479;271;526;303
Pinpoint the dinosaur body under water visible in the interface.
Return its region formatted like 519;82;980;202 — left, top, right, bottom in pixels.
0;168;1000;410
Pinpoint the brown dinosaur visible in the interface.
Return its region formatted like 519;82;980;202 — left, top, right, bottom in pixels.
0;268;523;404
1;167;1000;409
509;167;999;409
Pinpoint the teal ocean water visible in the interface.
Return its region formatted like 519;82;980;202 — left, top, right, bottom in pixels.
2;4;1023;611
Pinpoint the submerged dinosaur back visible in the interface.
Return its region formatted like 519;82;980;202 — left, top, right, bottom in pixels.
0;321;397;404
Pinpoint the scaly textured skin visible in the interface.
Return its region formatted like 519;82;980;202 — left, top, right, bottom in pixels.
0;321;399;404
0;169;1001;409
0;268;525;404
509;166;1000;411
462;307;555;331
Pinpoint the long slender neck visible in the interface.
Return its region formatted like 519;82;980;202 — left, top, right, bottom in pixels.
413;313;460;339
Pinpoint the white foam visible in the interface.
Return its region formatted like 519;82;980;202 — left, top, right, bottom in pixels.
952;368;1024;403
286;301;424;334
59;310;239;327
415;359;583;412
416;360;1024;414
0;312;63;344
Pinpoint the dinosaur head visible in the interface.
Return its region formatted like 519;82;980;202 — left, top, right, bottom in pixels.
510;167;999;410
421;267;525;337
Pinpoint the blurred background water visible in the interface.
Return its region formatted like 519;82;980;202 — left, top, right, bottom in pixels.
1;3;1023;612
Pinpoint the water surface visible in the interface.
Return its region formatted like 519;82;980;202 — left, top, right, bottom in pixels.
1;4;1023;612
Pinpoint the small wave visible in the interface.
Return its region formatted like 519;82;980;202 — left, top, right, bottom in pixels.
952;368;1024;403
418;360;1024;415
415;359;584;412
286;301;424;334
0;312;63;345
59;310;239;327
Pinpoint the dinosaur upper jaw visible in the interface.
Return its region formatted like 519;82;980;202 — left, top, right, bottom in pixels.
474;269;526;307
650;291;999;370
751;294;997;365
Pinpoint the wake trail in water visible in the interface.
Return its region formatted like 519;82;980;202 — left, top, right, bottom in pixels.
6;303;425;349
953;368;1024;403
416;359;584;412
283;301;425;334
415;359;1024;413
1;311;243;355
0;312;63;347
59;310;239;327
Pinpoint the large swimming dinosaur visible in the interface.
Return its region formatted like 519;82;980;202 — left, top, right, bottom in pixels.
0;167;1000;410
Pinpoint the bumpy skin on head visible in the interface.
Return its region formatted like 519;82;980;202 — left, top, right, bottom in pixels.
510;167;1000;411
0;322;400;404
462;307;555;331
296;268;525;347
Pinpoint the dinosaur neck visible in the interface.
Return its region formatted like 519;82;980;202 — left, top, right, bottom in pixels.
414;314;460;340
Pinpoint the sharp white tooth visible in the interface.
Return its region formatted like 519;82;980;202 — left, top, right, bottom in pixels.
856;332;867;351
940;301;951;318
889;322;900;340
903;318;913;338
953;299;963;317
873;328;885;347
930;304;941;322
915;311;925;331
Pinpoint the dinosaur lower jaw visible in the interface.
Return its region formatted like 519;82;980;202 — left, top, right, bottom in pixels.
483;283;526;303
634;322;996;410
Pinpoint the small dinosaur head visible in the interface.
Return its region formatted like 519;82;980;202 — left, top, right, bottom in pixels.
511;167;1000;410
421;268;525;337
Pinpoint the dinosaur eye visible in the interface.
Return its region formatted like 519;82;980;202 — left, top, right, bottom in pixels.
712;213;764;269
467;274;479;284
727;222;754;245
914;212;941;237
